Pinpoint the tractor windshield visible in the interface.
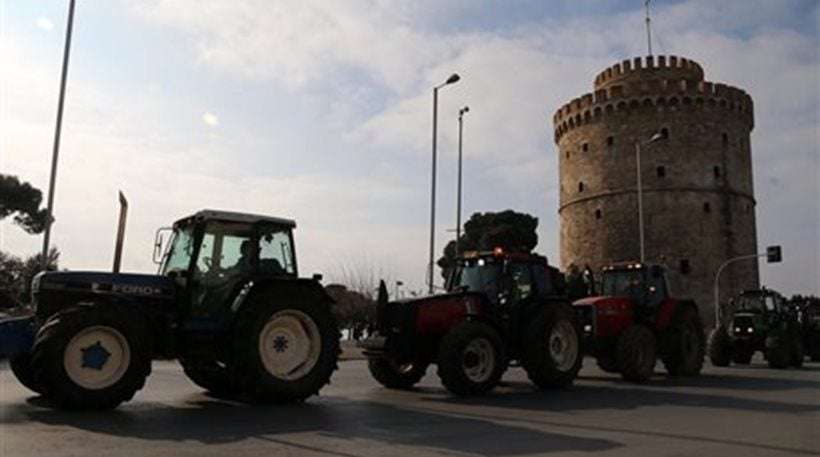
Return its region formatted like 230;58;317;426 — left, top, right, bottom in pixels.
449;257;502;294
161;226;195;275
736;295;768;312
600;269;645;301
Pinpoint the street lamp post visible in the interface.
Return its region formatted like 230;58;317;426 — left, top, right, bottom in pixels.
428;73;460;294
455;106;469;255
41;0;77;268
634;132;664;263
713;246;782;327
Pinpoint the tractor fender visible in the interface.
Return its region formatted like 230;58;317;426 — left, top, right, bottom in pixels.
0;315;36;360
657;299;699;332
238;277;334;314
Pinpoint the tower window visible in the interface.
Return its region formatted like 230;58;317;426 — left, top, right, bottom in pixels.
595;209;602;219
606;136;614;147
566;150;570;159
703;202;711;213
713;166;722;179
578;182;585;193
660;127;669;139
582;142;589;152
722;133;729;147
656;166;666;178
679;259;691;275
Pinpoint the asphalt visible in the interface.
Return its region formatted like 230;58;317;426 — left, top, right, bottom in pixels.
1;354;818;457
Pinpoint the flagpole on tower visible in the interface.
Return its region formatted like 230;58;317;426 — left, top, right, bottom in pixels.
644;0;653;56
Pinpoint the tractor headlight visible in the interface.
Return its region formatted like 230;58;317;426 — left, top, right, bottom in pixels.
747;327;753;333
734;327;741;333
583;324;592;333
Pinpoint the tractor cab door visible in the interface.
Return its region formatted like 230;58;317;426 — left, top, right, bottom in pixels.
644;265;668;308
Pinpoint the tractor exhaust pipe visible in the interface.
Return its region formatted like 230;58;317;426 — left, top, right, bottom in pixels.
376;280;389;331
112;191;128;273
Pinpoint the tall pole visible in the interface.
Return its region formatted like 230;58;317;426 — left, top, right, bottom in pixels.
644;0;653;56
455;106;468;255
428;87;439;294
427;74;459;294
713;253;766;328
635;140;645;263
41;0;76;268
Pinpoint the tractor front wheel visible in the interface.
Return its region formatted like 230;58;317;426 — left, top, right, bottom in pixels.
521;304;582;389
10;352;43;394
708;327;732;367
616;325;656;383
367;357;428;389
732;348;754;365
30;304;152;410
791;339;804;368
765;333;791;369
230;289;340;403
436;322;505;396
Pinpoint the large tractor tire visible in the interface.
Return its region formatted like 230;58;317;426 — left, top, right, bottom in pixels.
596;356;619;373
10;352;43;394
521;304;582;389
230;289;340;403
791;339;804;368
367;357;428;389
708;326;732;367
765;333;791;369
662;307;705;376
616;325;656;383
436;321;505;396
180;359;235;396
732;348;754;365
30;304;152;410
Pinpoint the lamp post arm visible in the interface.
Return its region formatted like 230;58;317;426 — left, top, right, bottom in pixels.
713;253;765;327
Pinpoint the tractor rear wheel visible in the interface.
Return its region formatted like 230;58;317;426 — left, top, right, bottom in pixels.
230;289;340;403
596;356;619;373
708;326;732;367
662;307;705;376
791;339;804;368
367;357;428;389
436;321;505;396
765;333;791;369
521;304;582;389
30;303;152;410
616;325;656;383
181;360;234;396
10;352;43;394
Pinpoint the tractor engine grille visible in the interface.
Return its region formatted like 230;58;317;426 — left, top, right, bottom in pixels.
574;304;595;338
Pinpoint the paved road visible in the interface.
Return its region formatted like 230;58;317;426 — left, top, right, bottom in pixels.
1;356;818;457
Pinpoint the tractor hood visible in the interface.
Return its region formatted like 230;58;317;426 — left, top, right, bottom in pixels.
573;295;633;310
35;270;176;299
393;291;484;308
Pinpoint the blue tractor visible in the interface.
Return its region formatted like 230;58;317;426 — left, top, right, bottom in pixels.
0;209;340;410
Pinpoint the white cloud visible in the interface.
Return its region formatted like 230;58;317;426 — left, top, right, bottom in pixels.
202;111;219;126
35;17;54;31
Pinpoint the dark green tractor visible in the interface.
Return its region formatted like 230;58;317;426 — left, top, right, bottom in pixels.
708;288;803;369
797;297;820;362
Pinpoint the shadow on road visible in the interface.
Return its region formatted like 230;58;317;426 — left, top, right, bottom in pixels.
0;395;621;456
579;370;820;391
423;380;818;415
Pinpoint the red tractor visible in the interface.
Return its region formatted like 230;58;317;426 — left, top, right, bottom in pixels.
573;262;705;382
360;249;582;396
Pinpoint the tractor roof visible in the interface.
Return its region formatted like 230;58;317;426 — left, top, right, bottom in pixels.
602;261;653;271
176;209;296;228
459;248;548;265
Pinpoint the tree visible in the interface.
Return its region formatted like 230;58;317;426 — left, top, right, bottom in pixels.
0;174;49;234
437;210;539;279
0;248;59;309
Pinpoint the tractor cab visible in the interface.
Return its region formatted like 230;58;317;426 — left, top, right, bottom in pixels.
598;262;670;309
156;210;298;319
446;248;565;308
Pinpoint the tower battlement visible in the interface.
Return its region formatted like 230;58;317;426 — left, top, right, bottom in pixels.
553;76;753;143
594;55;704;90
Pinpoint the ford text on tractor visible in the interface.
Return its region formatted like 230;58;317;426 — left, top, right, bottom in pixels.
1;210;340;410
574;262;705;382
360;249;582;396
708;288;804;368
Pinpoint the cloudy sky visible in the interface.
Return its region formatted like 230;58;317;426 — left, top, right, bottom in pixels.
0;0;817;295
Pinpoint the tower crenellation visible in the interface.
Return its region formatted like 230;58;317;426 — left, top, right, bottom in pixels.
553;55;759;325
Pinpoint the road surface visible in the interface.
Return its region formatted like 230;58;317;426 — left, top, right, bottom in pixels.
1;355;818;457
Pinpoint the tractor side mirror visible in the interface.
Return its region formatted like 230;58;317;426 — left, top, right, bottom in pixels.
153;227;172;264
312;273;323;282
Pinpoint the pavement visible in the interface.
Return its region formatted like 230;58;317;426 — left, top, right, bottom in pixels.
1;355;818;457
